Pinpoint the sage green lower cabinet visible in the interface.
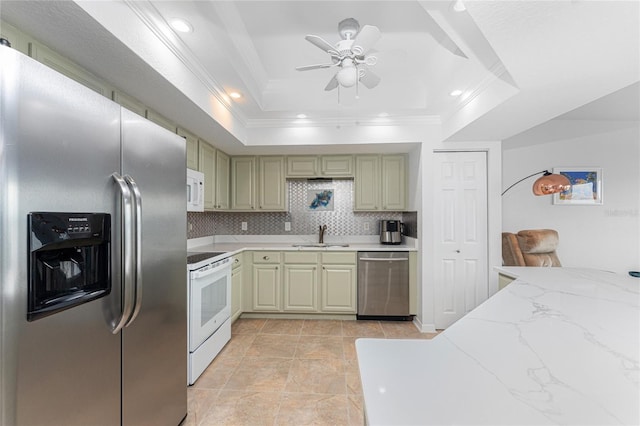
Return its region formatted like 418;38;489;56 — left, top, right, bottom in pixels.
251;252;281;311
498;273;516;290
282;252;319;312
231;254;243;322
243;250;357;315
320;252;357;313
283;265;318;311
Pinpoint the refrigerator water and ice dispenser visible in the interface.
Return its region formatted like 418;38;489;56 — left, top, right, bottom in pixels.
28;212;111;321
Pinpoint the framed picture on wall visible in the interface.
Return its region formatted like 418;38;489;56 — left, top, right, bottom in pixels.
307;189;334;211
552;167;603;205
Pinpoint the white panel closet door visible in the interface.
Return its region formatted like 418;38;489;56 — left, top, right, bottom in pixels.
434;151;488;329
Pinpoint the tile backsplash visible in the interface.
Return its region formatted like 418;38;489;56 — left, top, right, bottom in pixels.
187;179;417;239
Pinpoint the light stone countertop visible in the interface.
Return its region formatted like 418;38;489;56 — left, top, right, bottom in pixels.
187;235;417;260
356;267;640;425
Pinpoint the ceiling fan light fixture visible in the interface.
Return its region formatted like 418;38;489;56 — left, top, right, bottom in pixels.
336;65;358;87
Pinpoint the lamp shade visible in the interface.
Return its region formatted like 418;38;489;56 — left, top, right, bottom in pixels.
532;172;571;196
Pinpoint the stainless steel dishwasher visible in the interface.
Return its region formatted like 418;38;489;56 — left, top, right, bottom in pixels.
357;251;411;320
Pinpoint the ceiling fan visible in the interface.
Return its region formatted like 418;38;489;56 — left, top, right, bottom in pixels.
296;18;381;93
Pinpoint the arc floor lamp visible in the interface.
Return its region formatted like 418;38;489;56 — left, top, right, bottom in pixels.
502;170;571;196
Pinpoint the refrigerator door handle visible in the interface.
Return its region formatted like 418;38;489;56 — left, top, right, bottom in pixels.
124;175;143;327
111;173;136;334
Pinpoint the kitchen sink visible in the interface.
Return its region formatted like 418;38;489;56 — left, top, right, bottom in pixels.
292;243;349;248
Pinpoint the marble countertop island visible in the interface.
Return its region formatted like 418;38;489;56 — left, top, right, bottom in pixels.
356;267;640;425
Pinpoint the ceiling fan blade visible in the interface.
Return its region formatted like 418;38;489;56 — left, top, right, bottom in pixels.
305;35;338;55
351;25;381;56
359;70;381;89
324;75;339;91
296;63;337;71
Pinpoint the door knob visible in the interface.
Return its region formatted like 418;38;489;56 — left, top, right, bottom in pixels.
455;250;460;253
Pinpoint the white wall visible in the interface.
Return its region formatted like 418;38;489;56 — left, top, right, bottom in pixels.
502;122;640;275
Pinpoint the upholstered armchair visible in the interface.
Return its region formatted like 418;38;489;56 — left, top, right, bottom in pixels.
502;229;562;267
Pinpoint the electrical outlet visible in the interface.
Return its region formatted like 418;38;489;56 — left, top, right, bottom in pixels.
284;222;291;231
241;222;248;231
364;222;370;231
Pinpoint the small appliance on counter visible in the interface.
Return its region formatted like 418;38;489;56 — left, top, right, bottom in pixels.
380;220;404;245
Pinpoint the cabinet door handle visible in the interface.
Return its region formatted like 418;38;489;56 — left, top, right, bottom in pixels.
263;256;270;260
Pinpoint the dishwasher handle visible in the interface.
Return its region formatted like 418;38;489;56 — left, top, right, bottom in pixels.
359;257;409;262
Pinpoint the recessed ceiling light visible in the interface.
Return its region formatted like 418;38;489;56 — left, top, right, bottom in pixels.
449;89;463;97
452;0;466;12
229;92;242;100
170;18;193;33
296;114;307;119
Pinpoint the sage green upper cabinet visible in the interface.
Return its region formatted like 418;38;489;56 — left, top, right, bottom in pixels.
113;91;147;118
197;144;229;211
215;150;230;210
177;128;199;171
321;155;353;177
1;21;29;55
198;141;216;210
29;41;112;97
286;156;318;177
355;155;406;211
258;156;286;211
146;110;177;133
286;155;353;178
354;155;380;211
381;155;407;211
231;156;256;210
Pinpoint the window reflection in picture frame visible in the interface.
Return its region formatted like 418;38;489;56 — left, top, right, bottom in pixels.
552;167;603;205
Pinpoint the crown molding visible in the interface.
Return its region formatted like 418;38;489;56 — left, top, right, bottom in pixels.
123;0;248;127
245;115;440;129
442;62;517;121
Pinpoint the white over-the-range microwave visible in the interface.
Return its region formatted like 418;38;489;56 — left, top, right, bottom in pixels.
187;168;204;212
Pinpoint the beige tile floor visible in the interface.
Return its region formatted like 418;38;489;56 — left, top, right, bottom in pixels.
182;318;438;426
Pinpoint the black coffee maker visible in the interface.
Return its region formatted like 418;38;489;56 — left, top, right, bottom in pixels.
379;220;404;245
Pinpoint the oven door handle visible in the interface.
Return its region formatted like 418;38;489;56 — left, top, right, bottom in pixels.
124;175;143;327
111;173;135;334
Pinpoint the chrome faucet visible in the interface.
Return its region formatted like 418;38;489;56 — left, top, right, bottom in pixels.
319;225;327;244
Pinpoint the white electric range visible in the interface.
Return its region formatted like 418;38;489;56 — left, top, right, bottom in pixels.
186;251;232;385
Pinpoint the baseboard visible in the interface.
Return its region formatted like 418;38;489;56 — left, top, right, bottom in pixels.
412;316;437;333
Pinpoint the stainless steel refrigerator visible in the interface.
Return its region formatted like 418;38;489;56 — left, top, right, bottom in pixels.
0;46;187;425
